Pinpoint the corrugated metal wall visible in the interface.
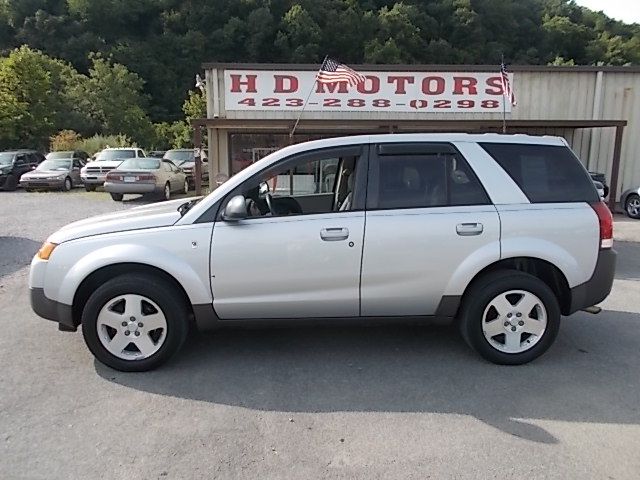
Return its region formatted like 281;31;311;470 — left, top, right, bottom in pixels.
208;67;640;200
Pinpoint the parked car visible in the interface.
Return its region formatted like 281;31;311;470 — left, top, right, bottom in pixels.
29;134;615;372
103;157;188;201
20;157;84;191
164;149;209;189
0;150;45;191
589;171;609;198
620;187;640;219
46;150;89;163
81;148;146;191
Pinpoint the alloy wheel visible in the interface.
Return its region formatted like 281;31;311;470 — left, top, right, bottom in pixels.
96;294;167;361
627;195;640;217
482;290;547;354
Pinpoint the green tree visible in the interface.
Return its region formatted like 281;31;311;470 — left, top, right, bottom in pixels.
0;45;88;149
80;55;154;145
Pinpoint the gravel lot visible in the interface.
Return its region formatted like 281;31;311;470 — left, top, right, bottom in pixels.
1;190;640;479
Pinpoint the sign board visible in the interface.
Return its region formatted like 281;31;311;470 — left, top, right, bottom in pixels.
223;70;513;113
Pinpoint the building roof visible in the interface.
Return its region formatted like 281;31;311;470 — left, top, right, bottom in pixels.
202;62;640;73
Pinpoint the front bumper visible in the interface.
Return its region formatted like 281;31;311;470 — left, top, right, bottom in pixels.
30;287;75;330
81;174;107;185
21;179;65;189
569;248;617;314
103;181;157;194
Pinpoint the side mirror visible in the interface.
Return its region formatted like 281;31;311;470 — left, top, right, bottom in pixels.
259;181;270;197
222;195;247;221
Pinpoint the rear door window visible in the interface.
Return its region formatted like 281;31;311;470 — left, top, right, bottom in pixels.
480;143;599;203
369;144;490;210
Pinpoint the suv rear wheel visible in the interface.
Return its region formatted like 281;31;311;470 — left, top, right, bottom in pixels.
81;274;189;371
458;270;561;365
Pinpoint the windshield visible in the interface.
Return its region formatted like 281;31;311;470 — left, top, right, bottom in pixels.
37;160;71;171
97;150;136;161
117;158;160;170
164;150;193;163
46;151;73;160
0;153;14;165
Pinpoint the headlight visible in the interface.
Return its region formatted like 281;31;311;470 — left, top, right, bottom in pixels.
37;242;58;260
81;167;87;174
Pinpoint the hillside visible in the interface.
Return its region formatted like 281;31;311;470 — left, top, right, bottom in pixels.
1;0;639;122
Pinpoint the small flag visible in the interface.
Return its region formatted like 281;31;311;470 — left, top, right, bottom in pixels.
500;62;517;106
317;58;366;88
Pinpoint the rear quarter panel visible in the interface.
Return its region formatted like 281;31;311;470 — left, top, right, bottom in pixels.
497;203;599;287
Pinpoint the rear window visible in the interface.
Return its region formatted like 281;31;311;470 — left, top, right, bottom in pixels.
480;143;599;203
118;158;160;170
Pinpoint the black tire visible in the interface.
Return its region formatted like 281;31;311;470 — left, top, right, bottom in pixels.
163;182;171;201
81;273;189;372
110;192;124;201
63;177;72;192
458;270;561;365
625;193;640;219
85;184;96;192
25;188;35;193
3;174;18;191
183;178;189;194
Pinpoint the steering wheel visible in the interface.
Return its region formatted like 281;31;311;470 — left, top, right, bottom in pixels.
264;193;275;215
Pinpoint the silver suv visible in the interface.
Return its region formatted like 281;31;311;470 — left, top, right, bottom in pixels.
29;134;616;371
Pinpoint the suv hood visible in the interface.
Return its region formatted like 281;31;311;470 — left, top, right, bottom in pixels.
49;199;185;244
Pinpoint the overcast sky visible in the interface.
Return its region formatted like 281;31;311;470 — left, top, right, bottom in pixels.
574;0;640;24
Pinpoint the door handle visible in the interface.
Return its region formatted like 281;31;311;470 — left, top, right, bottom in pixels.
320;227;349;241
456;222;483;236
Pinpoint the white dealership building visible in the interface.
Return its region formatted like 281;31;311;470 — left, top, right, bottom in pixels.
198;63;640;207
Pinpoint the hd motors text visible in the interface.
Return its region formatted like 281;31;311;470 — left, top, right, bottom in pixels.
223;70;514;113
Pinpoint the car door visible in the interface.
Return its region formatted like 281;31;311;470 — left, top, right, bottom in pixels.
169;161;183;191
71;159;82;184
210;145;367;319
160;160;172;189
360;142;500;316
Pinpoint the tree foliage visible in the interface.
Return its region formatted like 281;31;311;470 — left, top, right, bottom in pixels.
1;0;640;148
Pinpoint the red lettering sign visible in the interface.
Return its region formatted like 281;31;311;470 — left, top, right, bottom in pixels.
453;76;478;95
274;75;298;93
230;74;257;93
387;75;415;94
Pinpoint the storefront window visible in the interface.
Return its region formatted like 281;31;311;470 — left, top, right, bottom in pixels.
229;133;328;176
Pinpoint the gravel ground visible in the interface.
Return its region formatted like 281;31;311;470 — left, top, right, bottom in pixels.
1;190;640;479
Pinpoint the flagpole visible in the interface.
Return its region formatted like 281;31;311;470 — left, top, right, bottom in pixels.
501;54;507;134
290;55;327;138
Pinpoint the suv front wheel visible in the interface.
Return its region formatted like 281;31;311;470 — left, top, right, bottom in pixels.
81;273;189;371
459;270;561;365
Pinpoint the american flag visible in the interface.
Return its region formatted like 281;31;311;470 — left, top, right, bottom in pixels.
500;62;517;106
316;57;366;88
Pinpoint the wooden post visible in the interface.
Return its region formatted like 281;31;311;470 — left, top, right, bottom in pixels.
193;123;203;196
608;124;624;211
